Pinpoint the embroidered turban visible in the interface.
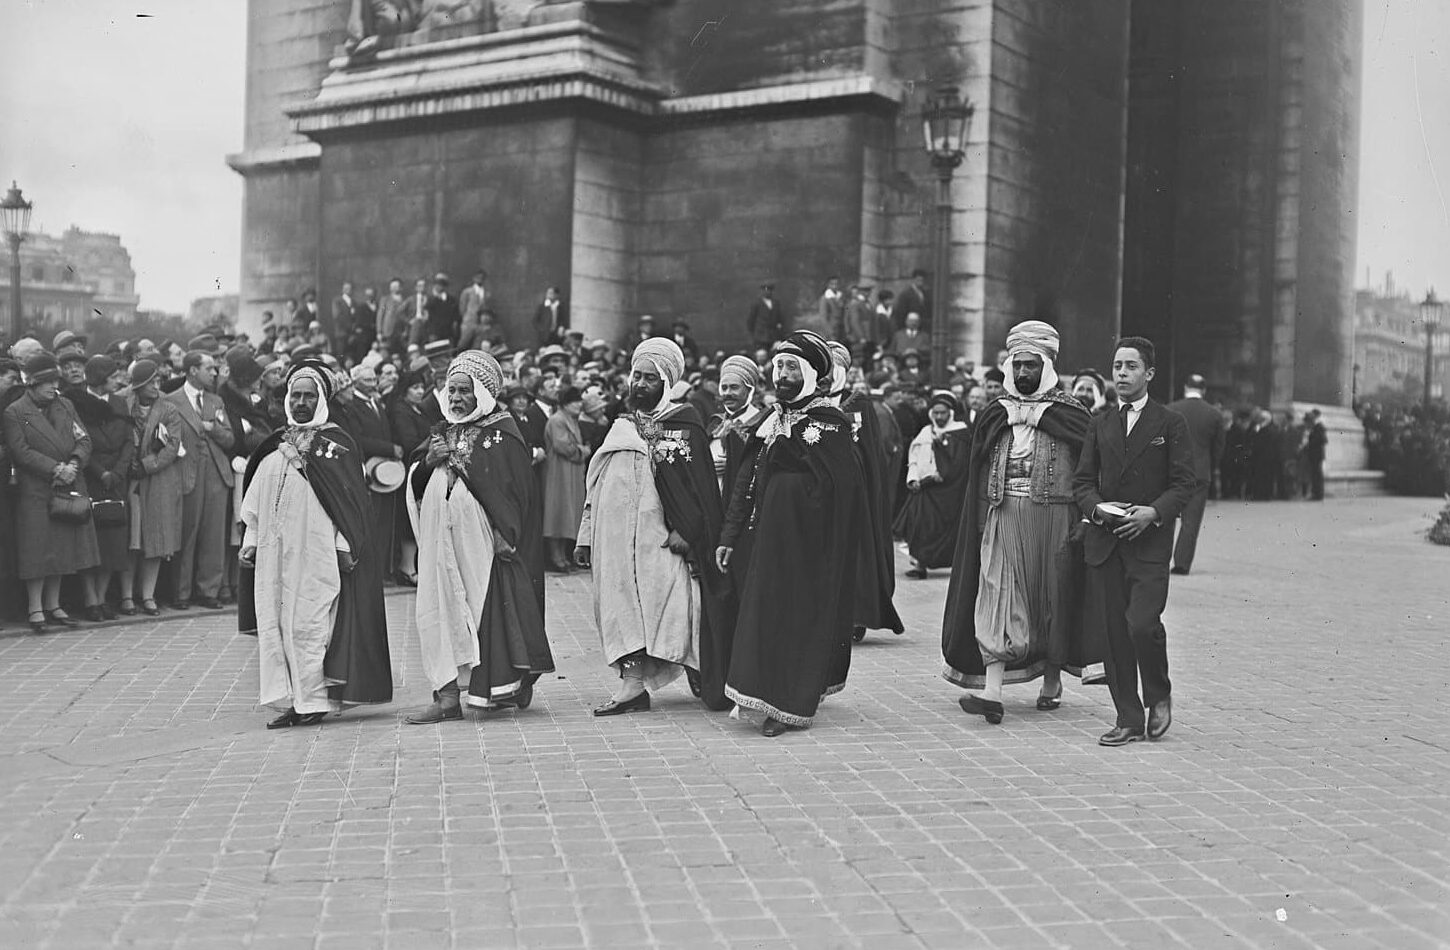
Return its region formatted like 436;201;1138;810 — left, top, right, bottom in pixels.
720;355;760;390
774;331;832;379
631;337;686;389
445;349;504;423
448;349;504;396
1004;320;1060;361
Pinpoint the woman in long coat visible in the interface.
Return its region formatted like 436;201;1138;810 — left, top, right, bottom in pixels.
540;386;589;572
387;367;434;585
1;353;101;632
71;356;136;620
128;360;185;616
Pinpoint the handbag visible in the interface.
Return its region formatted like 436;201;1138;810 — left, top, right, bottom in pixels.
49;490;93;524
92;497;128;527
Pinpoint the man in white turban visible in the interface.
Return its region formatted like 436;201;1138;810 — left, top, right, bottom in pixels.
940;320;1101;725
403;350;553;723
576;338;736;713
238;362;393;729
709;355;768;495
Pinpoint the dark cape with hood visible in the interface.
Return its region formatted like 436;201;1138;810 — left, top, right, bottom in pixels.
239;424;393;704
724;398;863;726
840;390;904;633
940;394;1103;687
653;402;737;711
410;410;553;703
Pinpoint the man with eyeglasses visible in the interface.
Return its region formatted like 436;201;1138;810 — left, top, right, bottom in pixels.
161;351;236;609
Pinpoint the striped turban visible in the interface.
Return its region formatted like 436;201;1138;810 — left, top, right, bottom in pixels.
720;355;760;390
1004;320;1060;361
444;349;504;423
772;330;832;401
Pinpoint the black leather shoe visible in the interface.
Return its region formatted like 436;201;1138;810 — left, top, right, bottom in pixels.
196;597;223;610
1099;725;1146;747
28;612;47;634
45;610;79;628
905;568;928;579
83;605;104;623
266;709;300;730
959;694;1004;724
761;717;789;737
593;691;650;717
685;669;702;698
171;600;191;611
140;599;160;616
1147;697;1172;739
1170;567;1190;576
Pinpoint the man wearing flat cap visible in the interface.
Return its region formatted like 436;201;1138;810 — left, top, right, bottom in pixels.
576;337;736;714
942;320;1098;727
718;331;865;736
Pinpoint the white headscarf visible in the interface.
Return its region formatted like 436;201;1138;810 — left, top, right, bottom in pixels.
284;366;332;429
1001;320;1062;402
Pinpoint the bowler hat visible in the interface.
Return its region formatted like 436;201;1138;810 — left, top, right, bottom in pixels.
129;359;159;389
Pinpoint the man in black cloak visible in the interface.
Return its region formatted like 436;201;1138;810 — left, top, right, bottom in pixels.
239;361;392;729
718;331;864;737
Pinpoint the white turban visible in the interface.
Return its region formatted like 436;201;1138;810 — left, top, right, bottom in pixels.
443;350;504;423
632;337;687;414
284;364;334;429
1002;320;1061;401
720;355;760;390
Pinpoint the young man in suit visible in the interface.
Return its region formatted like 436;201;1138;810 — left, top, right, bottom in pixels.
163;351;237;609
1166;373;1225;575
1072;336;1196;746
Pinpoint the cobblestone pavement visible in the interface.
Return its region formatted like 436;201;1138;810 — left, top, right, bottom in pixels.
0;497;1446;950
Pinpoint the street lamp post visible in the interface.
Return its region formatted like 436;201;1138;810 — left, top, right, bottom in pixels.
1;181;33;344
921;85;973;387
1421;289;1443;405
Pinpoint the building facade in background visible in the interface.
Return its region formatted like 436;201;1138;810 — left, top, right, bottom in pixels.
1354;281;1449;402
0;227;140;331
230;0;1363;409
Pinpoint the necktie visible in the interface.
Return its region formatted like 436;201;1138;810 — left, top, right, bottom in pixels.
195;393;205;418
1120;402;1132;439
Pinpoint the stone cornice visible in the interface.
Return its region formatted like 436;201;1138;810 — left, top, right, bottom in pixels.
225;142;322;175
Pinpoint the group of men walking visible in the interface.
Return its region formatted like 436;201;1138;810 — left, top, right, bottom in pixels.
242;321;1198;748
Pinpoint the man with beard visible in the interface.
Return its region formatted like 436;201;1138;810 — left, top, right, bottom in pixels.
238;362;392;729
575;338;735;713
717;331;864;736
942;321;1096;725
403;351;553;723
826;342;903;643
894;391;972;580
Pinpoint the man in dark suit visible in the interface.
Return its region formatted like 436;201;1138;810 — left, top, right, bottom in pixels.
1302;408;1327;500
1073;336;1196;747
331;281;357;352
1167;373;1225;575
336;363;403;564
425;273;461;345
163;351;237;609
891;269;931;332
533;286;567;348
746;282;785;348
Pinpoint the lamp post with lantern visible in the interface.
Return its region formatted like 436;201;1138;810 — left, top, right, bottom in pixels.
921;85;973;386
1422;289;1443;406
1;181;33;343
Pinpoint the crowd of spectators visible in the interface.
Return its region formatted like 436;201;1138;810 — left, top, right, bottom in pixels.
0;266;1330;630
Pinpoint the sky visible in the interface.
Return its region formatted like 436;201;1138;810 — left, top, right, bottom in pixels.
0;0;1444;313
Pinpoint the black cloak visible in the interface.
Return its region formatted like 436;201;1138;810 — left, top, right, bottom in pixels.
893;425;973;569
409;411;553;703
840;391;905;634
940;395;1101;687
239;425;393;705
724;400;863;726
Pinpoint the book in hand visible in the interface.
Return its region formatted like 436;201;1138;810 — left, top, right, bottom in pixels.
1094;502;1130;525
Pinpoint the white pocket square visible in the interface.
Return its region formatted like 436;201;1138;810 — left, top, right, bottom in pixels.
1150;436;1166;446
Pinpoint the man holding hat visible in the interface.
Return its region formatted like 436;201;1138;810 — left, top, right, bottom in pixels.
576;338;735;714
942;320;1096;726
162;351;235;609
717;331;865;736
239;361;392;729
